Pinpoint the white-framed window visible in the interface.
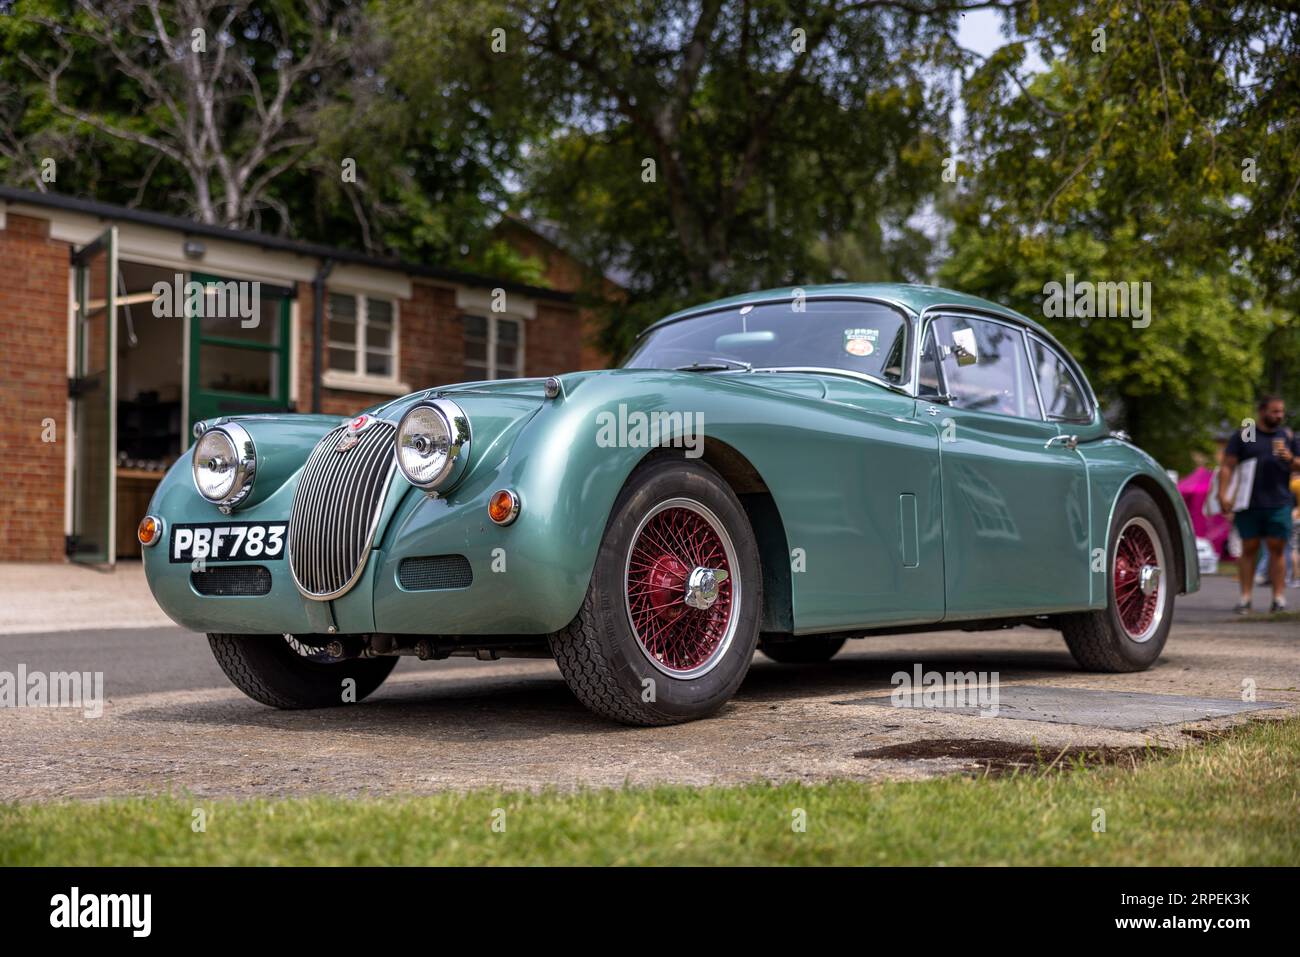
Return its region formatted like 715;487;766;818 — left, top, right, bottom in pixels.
325;291;400;389
463;314;525;380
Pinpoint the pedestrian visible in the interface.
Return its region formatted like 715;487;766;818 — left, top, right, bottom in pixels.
1218;396;1300;613
1291;474;1300;587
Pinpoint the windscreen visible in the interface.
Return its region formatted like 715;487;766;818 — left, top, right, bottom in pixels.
625;299;911;384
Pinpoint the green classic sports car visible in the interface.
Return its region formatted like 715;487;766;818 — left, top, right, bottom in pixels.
141;283;1198;725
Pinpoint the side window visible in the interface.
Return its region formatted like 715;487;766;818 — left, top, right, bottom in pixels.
932;316;1041;419
917;325;943;397
1030;338;1090;421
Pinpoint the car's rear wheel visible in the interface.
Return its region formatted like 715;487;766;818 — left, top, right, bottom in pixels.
549;457;762;725
759;635;846;663
1059;487;1176;672
208;633;397;709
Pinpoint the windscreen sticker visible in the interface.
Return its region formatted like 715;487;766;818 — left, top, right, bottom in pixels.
843;327;879;357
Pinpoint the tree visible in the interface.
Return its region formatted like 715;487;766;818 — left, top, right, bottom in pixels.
379;0;1025;355
8;0;367;229
939;0;1297;467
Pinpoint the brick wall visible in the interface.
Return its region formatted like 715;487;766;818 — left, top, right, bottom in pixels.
401;282;467;390
0;213;70;561
527;301;586;378
496;222;616;370
0;208;598;563
298;278;588;417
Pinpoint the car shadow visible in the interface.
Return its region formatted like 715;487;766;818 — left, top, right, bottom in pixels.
740;643;1081;704
123;641;1090;741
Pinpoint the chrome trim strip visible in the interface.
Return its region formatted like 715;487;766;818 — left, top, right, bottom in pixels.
1023;328;1048;421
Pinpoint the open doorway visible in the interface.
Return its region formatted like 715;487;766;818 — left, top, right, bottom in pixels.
70;241;297;564
114;260;185;560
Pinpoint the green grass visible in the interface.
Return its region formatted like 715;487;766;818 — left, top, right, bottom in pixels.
3;719;1297;866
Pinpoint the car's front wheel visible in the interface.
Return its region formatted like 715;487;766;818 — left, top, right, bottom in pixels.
1059;487;1176;672
549;457;763;725
208;633;397;709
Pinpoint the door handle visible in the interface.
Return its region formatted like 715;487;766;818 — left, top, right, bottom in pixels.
1045;434;1079;450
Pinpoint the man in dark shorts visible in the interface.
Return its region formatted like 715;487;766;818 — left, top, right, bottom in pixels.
1219;396;1300;613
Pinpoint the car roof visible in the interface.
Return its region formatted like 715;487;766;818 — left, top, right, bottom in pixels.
642;282;1054;339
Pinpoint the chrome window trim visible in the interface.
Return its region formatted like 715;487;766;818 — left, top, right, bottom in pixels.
1026;332;1096;424
916;302;1101;414
915;318;948;401
631;294;918;390
918;311;1049;423
1022;328;1048;422
635;294;1099;416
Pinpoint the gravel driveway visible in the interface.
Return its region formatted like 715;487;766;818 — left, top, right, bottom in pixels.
1;575;1296;800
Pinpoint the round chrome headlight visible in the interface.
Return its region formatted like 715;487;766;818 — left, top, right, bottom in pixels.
395;399;470;492
192;423;256;511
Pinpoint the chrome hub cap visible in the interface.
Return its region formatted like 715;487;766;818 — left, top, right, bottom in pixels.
684;566;729;610
1138;563;1161;597
624;498;740;679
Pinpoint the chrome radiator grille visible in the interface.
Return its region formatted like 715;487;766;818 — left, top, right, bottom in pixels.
288;420;397;599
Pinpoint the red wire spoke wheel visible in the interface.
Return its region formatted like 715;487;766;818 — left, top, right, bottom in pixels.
1112;516;1166;642
624;497;740;679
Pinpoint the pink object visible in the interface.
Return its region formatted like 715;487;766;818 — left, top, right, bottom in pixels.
1178;466;1231;557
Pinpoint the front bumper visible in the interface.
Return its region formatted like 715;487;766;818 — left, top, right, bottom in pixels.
143;463;593;638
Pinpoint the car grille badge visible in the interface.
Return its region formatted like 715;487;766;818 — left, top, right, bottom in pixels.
336;414;372;453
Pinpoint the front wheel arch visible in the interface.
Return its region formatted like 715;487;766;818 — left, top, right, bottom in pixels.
633;441;793;634
548;455;764;724
1113;474;1189;596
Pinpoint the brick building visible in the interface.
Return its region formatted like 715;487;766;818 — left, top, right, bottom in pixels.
0;188;611;566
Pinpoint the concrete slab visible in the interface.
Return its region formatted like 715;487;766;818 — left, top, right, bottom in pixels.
0;562;173;634
1;574;1296;799
848;684;1284;730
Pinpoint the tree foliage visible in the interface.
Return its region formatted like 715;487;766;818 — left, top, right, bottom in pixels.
0;0;1296;443
940;0;1299;467
377;0;990;355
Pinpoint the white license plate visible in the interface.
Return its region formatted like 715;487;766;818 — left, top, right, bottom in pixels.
169;522;287;563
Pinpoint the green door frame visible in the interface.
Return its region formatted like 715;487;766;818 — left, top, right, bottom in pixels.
187;272;292;436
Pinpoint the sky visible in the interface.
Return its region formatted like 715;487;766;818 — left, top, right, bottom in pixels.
956;7;1009;58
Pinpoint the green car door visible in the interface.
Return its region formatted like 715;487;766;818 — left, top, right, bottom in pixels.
917;312;1092;619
